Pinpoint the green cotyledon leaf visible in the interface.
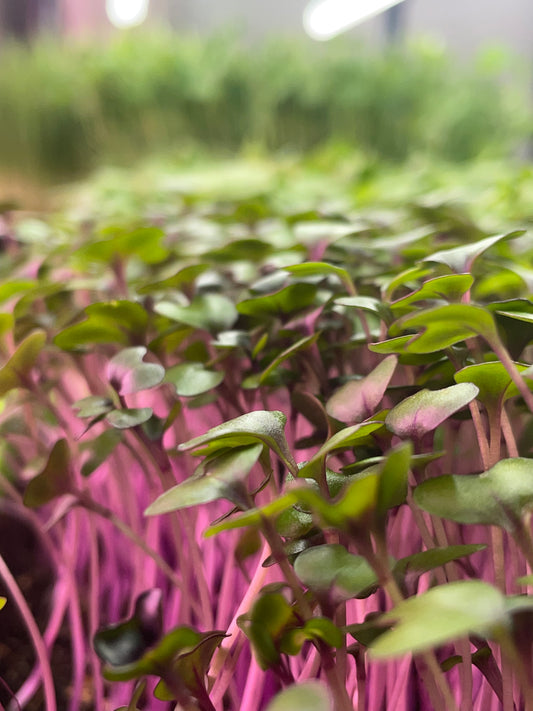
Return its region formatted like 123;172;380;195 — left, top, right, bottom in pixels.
421;231;524;273
386;304;499;354
178;410;296;472
264;682;332;711
369;581;508;659
165;362;224;397
413;458;533;530
54;301;148;351
144;444;263;515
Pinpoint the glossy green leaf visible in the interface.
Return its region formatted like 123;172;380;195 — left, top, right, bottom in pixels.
284;262;355;293
243;592;296;669
369;581;507;658
414;458;533;530
390;274;474;317
422;231;523;273
280;618;343;655
206;473;379;537
106;408;153;429
385;383;479;438
294;545;378;600
155;294;237;333
335;295;391;321
73;396;114;419
388;304;499;354
94;589;163;668
165;362;224;397
178;410;295;470
377;441;412;514
368;335;414;355
264;682;332;711
454;361;528;409
0;330;46;395
326;356;397;424
298;422;383;481
394;544;486;577
54;301;148;350
107;347;165;395
153;630;228;700
145;444;263;515
23;439;71;507
237;283;318;319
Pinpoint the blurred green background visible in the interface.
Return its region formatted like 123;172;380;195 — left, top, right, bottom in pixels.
0;31;529;184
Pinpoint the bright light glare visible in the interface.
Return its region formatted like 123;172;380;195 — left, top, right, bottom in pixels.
304;0;406;40
106;0;150;29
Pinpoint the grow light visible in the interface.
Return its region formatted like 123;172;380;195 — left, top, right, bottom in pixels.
304;0;406;40
106;0;150;29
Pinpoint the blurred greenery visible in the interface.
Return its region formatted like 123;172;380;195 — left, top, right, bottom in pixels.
0;31;529;182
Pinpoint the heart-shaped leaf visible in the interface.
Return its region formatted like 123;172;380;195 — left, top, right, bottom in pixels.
414;457;533;530
106;408;153;429
385;383;479;438
264;682;332;711
369;581;508;659
165;362;224;397
23;439;71;507
326;356;397;424
145;444;263;515
107;347;165;395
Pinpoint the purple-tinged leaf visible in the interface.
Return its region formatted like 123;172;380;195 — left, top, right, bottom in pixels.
326;356;397;424
386;383;478;438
